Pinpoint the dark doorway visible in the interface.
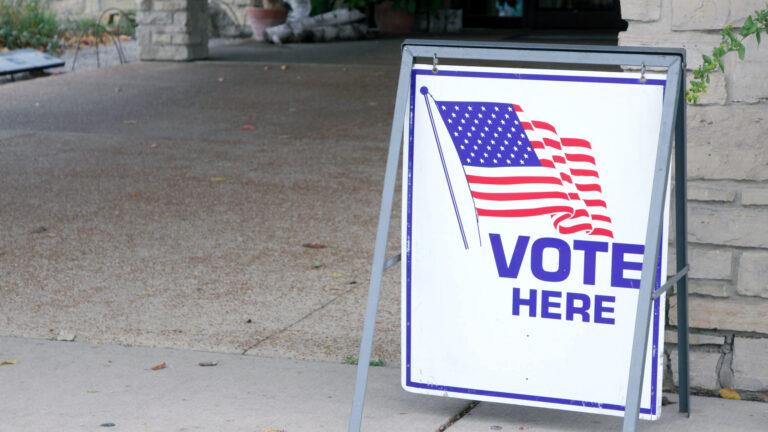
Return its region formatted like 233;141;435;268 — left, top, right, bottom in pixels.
461;0;626;31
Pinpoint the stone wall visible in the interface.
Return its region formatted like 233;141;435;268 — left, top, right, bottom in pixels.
135;0;208;61
620;0;768;401
49;0;137;21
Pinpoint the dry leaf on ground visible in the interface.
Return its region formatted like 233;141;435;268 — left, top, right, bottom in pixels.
151;362;167;371
242;124;256;130
0;360;19;366
719;388;741;400
302;243;326;249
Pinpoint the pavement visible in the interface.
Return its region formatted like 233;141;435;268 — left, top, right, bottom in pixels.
1;35;766;430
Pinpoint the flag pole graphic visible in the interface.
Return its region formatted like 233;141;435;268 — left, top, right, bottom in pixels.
421;86;468;250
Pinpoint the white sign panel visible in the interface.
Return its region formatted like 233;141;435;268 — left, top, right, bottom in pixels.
402;64;670;419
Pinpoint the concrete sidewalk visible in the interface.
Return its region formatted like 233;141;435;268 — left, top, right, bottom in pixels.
1;336;766;431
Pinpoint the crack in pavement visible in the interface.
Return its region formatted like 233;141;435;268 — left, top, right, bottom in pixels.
240;281;364;355
436;401;480;431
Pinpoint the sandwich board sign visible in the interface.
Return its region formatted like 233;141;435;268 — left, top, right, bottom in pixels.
349;41;690;432
403;64;669;418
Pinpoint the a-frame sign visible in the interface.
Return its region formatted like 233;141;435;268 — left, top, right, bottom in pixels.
349;40;690;432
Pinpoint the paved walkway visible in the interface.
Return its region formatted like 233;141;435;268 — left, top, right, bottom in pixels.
1;37;766;430
2;336;766;431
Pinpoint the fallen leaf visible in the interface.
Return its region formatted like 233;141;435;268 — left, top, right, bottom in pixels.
0;360;18;366
151;362;167;371
198;361;219;367
210;177;227;182
242;124;256;130
263;66;271;71
47;233;57;237
368;101;379;106
132;192;140;197
331;272;342;278
217;77;224;82
150;143;158;148
312;263;324;269
719;388;741;400
280;65;287;70
331;286;341;291
302;243;326;249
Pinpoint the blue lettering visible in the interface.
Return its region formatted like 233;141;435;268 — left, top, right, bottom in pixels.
531;237;571;282
541;290;562;319
611;243;644;288
512;287;537;317
594;295;616;324
566;292;591;322
573;240;609;285
490;234;529;279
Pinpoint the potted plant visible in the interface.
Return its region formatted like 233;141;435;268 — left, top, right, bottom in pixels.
246;0;289;41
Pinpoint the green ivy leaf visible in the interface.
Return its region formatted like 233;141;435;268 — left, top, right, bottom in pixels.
738;44;746;60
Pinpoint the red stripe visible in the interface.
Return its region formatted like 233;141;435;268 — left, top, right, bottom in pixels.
570;169;599;178
532;121;557;134
477;206;573;217
568;193;580;200
540;159;555;169
543;137;562;150
576;183;602;193
530;141;545;149
565;153;596;164
561;138;592;149
472;191;570;201
590;228;614;238
513;104;523;112
558;224;593;234
573;209;589;218
522;122;534;131
591;215;612;223
466;175;563;185
552;155;566;164
553;213;570;227
584;199;607;208
560;173;572;184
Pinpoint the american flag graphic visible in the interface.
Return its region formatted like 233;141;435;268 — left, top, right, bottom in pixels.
431;96;613;238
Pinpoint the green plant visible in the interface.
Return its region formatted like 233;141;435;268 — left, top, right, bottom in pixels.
0;0;64;54
687;9;768;104
344;356;386;366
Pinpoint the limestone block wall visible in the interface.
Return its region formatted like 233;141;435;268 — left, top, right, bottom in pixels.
620;0;768;400
135;0;208;61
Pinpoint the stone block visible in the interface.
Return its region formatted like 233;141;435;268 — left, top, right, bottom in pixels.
728;0;768;26
690;247;733;280
620;27;722;70
137;0;152;11
153;0;188;11
686;70;727;105
136;26;152;46
621;0;662;21
665;330;724;345
724;38;768;102
669;296;768;333
742;187;768;205
136;11;173;25
173;11;189;26
737;251;768;298
688;104;768;181
152;33;172;45
672;0;730;30
688;181;736;202
732;337;768;390
688;204;768;248
669;346;722;389
689;280;731;297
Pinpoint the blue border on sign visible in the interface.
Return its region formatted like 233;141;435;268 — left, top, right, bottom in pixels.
405;68;667;416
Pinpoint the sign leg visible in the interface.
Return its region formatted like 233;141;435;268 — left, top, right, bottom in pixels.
348;48;414;432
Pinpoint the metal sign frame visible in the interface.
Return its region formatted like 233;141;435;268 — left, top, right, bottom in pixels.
349;40;690;432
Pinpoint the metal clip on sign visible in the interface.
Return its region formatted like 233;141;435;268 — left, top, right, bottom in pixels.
348;40;689;432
